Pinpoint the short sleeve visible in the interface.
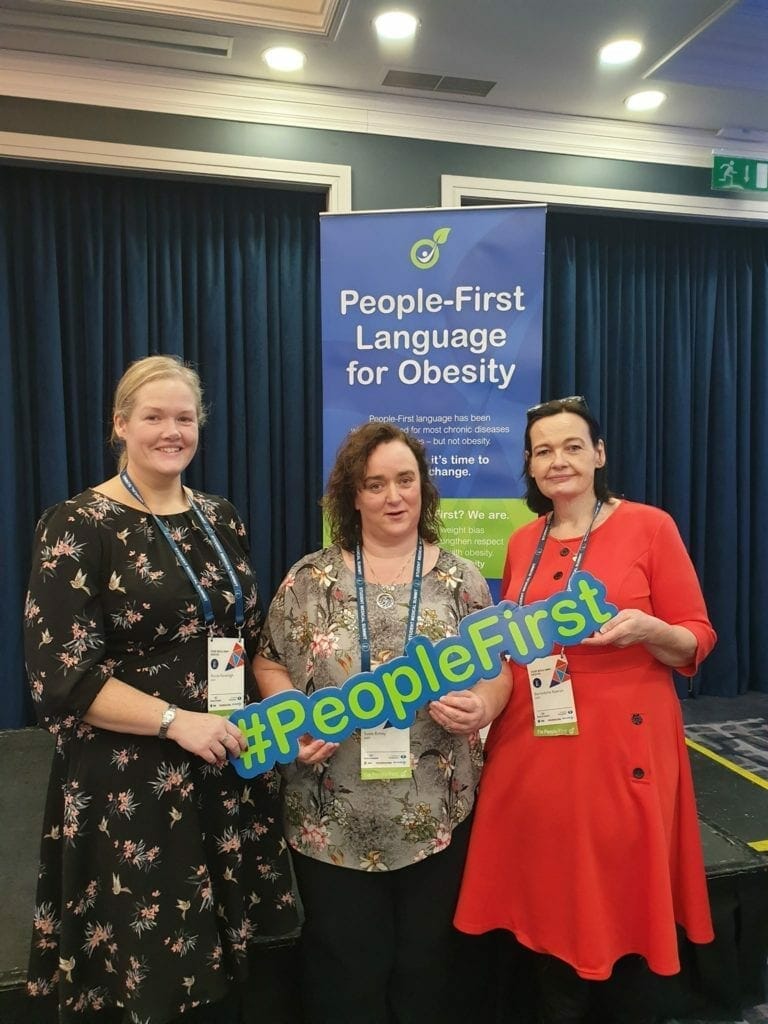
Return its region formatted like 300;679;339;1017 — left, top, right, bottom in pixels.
458;559;493;616
257;567;295;669
23;502;112;728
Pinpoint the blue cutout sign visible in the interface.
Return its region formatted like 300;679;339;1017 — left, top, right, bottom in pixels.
230;571;616;777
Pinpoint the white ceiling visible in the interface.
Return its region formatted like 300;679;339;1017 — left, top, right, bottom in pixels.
1;0;768;146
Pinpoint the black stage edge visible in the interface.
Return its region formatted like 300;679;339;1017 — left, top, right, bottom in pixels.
663;736;768;1020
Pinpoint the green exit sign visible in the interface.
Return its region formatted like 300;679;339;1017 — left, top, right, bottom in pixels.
712;155;768;191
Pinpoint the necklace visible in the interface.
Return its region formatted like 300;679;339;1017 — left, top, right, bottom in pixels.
363;548;416;610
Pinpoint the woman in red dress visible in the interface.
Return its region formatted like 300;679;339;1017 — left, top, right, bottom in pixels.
454;396;716;1023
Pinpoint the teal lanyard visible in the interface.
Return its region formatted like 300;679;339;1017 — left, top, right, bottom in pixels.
354;539;424;672
120;470;244;631
517;501;602;606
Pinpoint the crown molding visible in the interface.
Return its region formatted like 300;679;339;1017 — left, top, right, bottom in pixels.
59;0;341;32
0;131;352;211
4;50;768;169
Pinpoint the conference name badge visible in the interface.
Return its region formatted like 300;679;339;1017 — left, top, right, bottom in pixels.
208;637;246;717
360;725;412;780
526;653;579;737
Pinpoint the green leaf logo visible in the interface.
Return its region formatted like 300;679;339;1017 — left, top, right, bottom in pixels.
409;228;452;269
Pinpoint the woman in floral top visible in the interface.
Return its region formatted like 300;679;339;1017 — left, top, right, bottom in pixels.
23;356;300;1024
254;421;512;1024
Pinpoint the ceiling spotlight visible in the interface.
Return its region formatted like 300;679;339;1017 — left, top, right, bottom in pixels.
599;39;642;65
263;46;306;72
374;10;419;40
624;90;666;112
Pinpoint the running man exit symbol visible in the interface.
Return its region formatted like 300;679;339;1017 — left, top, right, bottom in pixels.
712;155;768;191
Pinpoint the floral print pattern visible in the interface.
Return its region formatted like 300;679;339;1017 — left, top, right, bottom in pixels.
258;545;491;871
24;489;300;1022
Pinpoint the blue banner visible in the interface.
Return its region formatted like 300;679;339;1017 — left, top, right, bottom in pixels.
321;206;546;594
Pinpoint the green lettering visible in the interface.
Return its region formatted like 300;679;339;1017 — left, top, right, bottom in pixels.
311;694;349;736
465;612;506;670
522;608;549;651
550;598;586;638
575;578;613;624
237;712;273;771
501;610;529;658
381;664;424;722
413;639;442;692
265;698;306;755
347;680;386;721
437;643;474;684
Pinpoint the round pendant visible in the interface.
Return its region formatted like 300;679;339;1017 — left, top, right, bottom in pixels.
376;590;395;610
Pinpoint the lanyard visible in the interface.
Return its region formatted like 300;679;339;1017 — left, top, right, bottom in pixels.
354;538;424;673
120;470;244;630
517;500;603;607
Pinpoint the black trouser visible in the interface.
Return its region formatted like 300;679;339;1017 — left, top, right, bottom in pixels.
534;951;657;1024
292;817;478;1024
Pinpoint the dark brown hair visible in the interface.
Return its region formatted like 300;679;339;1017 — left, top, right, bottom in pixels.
324;421;441;550
524;396;613;514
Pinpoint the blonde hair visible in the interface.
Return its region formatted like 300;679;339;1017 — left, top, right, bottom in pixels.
110;355;207;470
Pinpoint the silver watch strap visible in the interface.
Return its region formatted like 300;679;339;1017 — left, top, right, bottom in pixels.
158;703;177;739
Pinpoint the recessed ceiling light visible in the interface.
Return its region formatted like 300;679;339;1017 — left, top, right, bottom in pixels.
625;89;666;112
599;39;642;65
374;11;419;41
263;46;305;72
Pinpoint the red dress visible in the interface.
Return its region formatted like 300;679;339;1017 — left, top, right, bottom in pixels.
454;501;716;979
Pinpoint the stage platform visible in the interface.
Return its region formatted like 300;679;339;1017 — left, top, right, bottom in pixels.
670;695;768;1022
1;694;766;1024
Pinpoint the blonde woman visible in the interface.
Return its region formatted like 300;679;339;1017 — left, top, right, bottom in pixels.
24;355;300;1023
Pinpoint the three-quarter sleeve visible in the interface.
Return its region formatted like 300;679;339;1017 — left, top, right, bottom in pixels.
23;502;113;728
647;511;717;676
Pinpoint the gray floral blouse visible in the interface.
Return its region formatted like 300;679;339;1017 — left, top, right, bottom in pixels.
258;544;492;871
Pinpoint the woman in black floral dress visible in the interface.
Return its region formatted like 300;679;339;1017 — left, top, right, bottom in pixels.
254;421;513;1024
23;356;300;1023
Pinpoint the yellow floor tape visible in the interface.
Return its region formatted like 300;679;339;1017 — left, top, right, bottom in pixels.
685;736;768;851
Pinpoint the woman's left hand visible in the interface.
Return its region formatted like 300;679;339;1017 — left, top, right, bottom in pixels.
428;690;486;735
581;608;698;667
581;608;659;648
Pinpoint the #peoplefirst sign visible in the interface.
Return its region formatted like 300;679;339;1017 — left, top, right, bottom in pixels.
229;571;617;777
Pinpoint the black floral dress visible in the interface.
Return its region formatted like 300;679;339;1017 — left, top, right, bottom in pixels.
23;489;300;1023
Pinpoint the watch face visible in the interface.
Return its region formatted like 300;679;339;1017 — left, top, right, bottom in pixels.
159;705;176;737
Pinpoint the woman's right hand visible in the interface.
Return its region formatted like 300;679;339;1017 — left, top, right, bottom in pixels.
166;708;248;765
296;733;339;766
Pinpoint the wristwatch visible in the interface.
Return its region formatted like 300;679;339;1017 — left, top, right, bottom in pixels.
158;703;177;739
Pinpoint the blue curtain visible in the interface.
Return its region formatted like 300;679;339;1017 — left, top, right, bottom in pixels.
0;166;324;729
544;212;768;696
3;179;767;729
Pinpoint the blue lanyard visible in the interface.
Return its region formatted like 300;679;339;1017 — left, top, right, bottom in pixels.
120;470;244;631
354;539;424;673
517;500;603;607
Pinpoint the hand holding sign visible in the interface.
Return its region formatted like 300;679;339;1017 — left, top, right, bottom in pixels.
229;571;616;777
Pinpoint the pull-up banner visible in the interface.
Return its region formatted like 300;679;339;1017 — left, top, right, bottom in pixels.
321;205;546;597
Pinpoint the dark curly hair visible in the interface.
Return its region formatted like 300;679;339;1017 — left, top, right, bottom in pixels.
324;421;441;550
523;397;613;514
